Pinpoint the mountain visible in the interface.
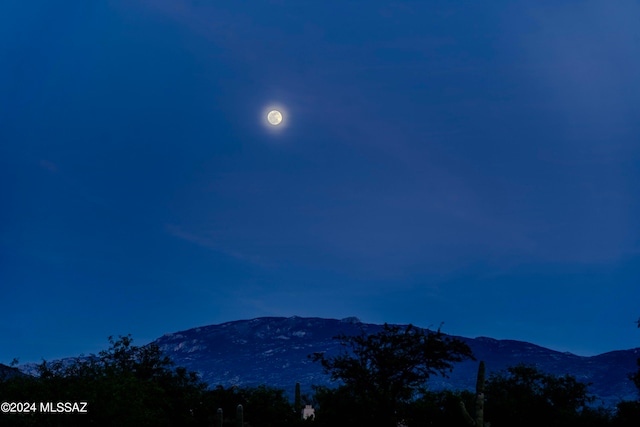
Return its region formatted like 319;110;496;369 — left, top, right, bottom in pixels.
0;363;28;381
152;316;639;408
17;316;639;408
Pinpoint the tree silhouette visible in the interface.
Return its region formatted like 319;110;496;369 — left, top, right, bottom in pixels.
1;335;209;427
310;323;473;426
485;364;596;427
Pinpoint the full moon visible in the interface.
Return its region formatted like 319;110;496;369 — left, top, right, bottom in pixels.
267;110;283;126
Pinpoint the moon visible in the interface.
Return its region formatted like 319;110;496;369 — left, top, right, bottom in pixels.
267;110;283;126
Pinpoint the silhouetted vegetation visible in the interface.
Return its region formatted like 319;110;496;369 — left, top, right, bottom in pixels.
484;364;600;427
309;323;474;426
631;318;640;394
459;360;488;427
2;328;639;427
613;319;640;427
0;336;311;427
0;335;209;426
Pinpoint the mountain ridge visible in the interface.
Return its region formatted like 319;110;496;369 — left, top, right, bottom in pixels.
151;316;640;407
18;316;639;408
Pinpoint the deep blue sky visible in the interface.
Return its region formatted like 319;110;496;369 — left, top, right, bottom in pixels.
1;0;639;363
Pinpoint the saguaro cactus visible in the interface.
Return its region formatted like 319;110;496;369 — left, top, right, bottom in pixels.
216;408;223;427
236;404;244;427
295;382;302;416
460;360;489;427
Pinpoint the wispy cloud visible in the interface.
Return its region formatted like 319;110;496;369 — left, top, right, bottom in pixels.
164;223;271;267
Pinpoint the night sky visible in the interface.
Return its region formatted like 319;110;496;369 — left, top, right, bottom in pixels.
2;1;639;364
